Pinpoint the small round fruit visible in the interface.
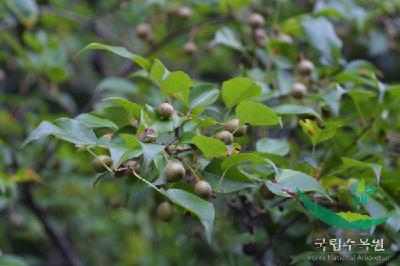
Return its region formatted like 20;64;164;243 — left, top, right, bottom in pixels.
260;184;274;200
156;201;174;222
291;82;307;99
276;33;293;44
136;22;151;39
297;59;315;75
125;160;140;177
254;28;267;46
164;162;185;182
177;6;192;19
126;160;140;172
0;69;5;81
225;119;247;137
92;155;112;173
158;103;174;119
216;131;233;145
183;41;197;55
248;12;265;28
194;180;212;199
225;119;240;133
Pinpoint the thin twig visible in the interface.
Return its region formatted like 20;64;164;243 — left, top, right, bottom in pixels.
21;184;82;266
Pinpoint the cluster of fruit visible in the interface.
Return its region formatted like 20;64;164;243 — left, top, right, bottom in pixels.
91;101;251;222
135;5;196;55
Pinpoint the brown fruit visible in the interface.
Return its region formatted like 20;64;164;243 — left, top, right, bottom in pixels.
254;28;267;47
164;162;185;182
92;155;112;173
177;6;192;19
0;69;5;81
225;119;247;137
158;103;174;119
291;82;307;99
156;201;174;222
194;180;212;198
260;184;274;199
136;23;152;39
216;130;233;145
248;12;265;28
183;41;197;55
124;160;140;177
276;33;293;44
297;59;315;75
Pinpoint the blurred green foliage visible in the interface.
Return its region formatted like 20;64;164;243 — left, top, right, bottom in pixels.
1;0;400;266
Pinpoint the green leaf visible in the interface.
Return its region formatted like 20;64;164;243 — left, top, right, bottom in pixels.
192;135;227;159
299;119;340;145
189;84;219;109
77;43;151;71
6;0;38;26
96;77;138;94
222;153;265;171
76;113;118;129
22;118;97;147
256;138;289;156
236;101;279;126
341;157;382;184
301;16;342;64
160;71;192;94
162;188;215;243
221;153;278;174
321;84;346;116
160;71;193;105
211;27;243;51
337;211;371;222
221;77;262;108
103;97;142;118
141;143;165;166
150;59;169;84
272;104;323;122
297;190;389;229
266;169;331;200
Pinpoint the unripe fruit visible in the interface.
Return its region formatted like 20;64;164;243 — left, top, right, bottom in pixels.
291;82;307;99
125;160;140;177
0;69;5;81
183;41;197;55
297;59;315;75
177;6;192;19
225;119;248;137
260;184;274;200
92;155;112;173
248;12;265;28
276;33;293;44
126;160;140;173
194;180;212;198
254;28;267;47
216;130;233;145
136;23;151;39
156;201;174;222
164;162;185;182
157;103;174;119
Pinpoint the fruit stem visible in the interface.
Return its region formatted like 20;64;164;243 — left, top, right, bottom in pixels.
86;147;114;173
184;162;200;183
131;170;163;194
